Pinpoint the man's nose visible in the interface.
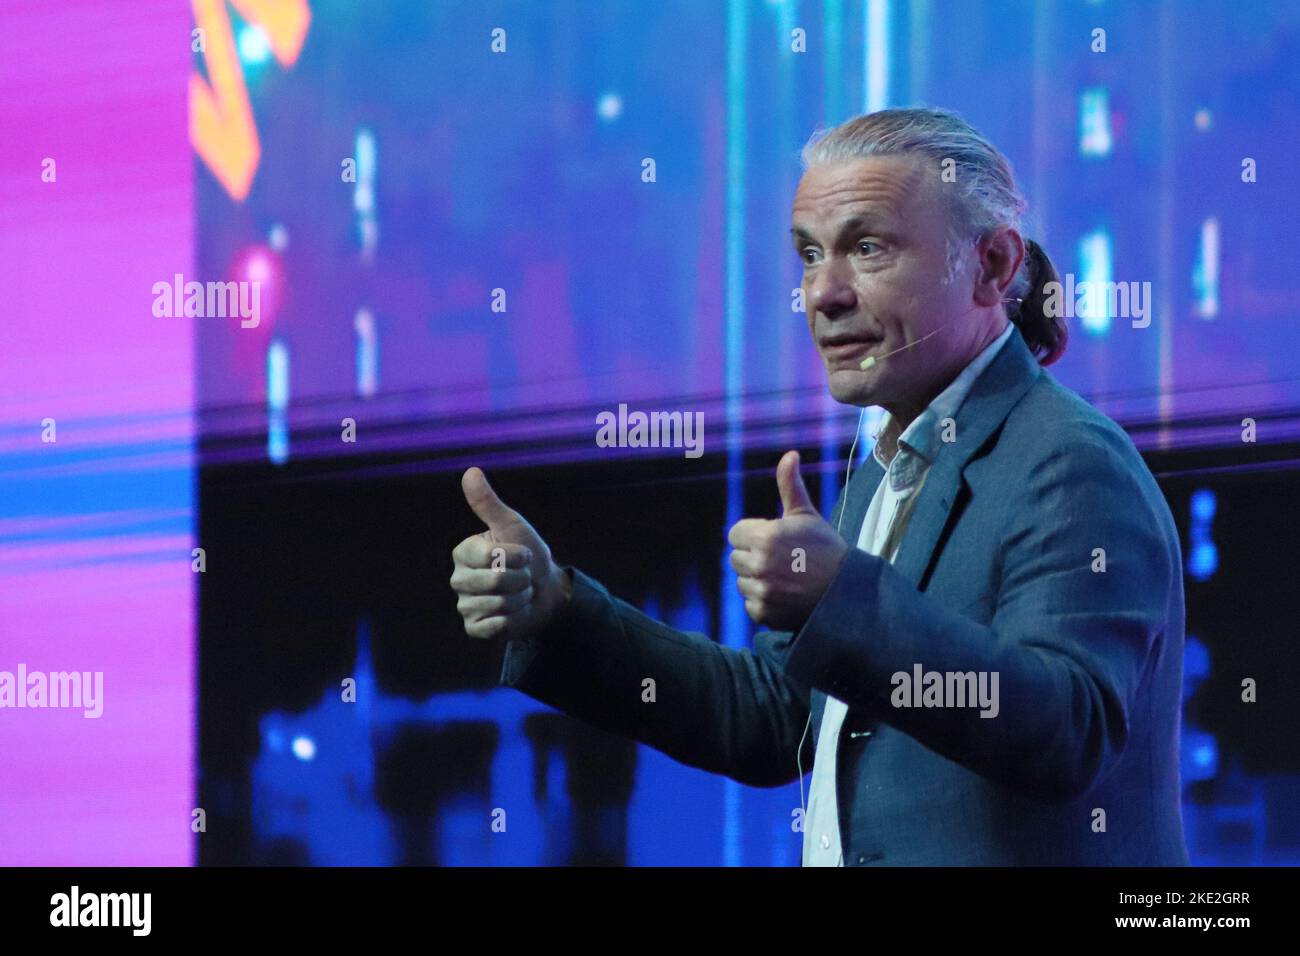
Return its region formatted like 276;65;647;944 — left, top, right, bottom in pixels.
809;264;857;320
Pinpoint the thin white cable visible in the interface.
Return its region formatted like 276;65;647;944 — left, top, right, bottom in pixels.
796;404;867;848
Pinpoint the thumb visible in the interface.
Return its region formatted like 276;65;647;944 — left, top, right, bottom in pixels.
462;467;522;533
777;450;817;516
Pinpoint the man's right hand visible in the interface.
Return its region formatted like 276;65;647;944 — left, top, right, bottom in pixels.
450;467;572;640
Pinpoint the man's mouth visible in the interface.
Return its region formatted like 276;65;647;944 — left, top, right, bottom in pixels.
819;335;884;365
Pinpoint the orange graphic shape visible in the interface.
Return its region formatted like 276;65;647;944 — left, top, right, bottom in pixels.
190;0;311;201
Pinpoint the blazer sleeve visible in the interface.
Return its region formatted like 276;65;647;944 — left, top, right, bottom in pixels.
499;567;815;787
783;430;1176;802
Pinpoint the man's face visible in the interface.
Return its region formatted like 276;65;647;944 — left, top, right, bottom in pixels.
791;154;979;411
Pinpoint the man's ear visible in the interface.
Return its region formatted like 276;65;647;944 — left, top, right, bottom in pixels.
972;227;1024;308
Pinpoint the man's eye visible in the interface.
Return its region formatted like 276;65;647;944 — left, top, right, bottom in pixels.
857;239;880;255
800;247;821;265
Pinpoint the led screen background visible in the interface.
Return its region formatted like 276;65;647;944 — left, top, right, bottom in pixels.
3;0;1299;867
188;0;1300;866
0;0;195;865
198;0;1300;468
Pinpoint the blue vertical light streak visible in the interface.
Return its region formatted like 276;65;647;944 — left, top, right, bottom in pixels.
818;0;846;521
267;340;289;465
355;307;379;397
1078;228;1113;335
722;0;750;868
823;0;844;123
1188;488;1218;581
1194;217;1220;319
1079;87;1113;158
909;0;931;105
860;3;890;477
355;127;378;260
865;0;889;113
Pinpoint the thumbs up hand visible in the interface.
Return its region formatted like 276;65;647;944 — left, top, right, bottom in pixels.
450;467;572;640
727;451;850;631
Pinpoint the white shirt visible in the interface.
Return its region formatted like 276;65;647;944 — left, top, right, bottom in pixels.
802;321;1014;866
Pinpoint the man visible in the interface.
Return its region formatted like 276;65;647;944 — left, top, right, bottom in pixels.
449;108;1189;866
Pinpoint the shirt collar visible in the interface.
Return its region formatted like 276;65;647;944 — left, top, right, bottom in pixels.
871;322;1015;471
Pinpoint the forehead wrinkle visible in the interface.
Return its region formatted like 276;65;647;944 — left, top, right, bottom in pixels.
792;158;932;236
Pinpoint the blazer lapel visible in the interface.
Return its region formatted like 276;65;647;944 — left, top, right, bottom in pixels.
890;329;1043;589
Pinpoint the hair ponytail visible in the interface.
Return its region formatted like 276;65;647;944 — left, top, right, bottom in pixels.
1010;238;1068;366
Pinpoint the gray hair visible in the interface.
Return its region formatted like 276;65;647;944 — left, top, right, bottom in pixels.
799;107;1067;365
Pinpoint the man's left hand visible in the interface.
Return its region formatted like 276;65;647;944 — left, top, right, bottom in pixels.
728;450;851;631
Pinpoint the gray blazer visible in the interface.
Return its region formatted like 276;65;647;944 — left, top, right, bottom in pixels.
500;327;1190;865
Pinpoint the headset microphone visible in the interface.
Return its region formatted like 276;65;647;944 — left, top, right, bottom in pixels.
858;328;942;370
857;298;1023;370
